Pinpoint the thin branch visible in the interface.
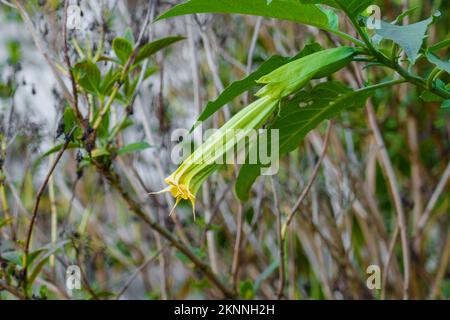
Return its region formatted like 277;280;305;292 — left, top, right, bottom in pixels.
96;163;237;299
231;199;244;290
244;17;262;104
0;0;15;8
429;227;450;299
366;100;411;300
13;0;74;106
115;247;165;300
416;161;450;235
23;129;76;297
270;177;285;299
381;223;399;300
0;280;26;299
281;121;333;240
275;122;332;299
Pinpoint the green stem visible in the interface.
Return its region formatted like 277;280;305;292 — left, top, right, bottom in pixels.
357;79;407;93
427;67;442;89
328;28;365;46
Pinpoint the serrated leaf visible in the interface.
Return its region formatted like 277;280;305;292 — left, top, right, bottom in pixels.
375;14;438;64
134;36;185;65
156;0;334;31
236;81;375;200
112;37;133;64
117;142;153;155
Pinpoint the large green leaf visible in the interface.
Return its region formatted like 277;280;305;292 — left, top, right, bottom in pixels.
300;0;375;17
156;0;333;31
236;81;375;200
192;43;323;131
375;14;438;64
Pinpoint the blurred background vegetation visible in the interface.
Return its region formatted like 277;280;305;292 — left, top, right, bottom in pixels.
0;0;449;299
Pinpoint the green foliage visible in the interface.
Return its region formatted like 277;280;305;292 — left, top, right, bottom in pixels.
6;39;21;65
73;60;102;95
156;0;335;31
375;13;439;64
192;43;323;131
236;81;374;200
300;0;376;17
427;52;450;74
255;47;357;99
429;39;450;52
134;36;186;65
112;37;133;64
2;0;450;301
117;142;153;155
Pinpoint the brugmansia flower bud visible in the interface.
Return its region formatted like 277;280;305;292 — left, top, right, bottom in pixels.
152;47;356;218
256;47;356;99
152;95;278;218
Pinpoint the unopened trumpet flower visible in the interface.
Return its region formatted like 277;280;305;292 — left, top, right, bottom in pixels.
152;46;357;217
152;95;278;218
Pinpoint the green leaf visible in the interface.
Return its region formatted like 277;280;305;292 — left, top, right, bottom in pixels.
392;6;418;25
134;36;185;65
40;142;78;158
375;13;439;64
300;0;375;17
429;39;450;52
73;60;102;95
236;81;375;200
239;279;256;299
319;5;339;30
63;107;77;133
420;90;444;102
112;37;133;64
441;100;450;109
100;67;121;96
28;241;68;285
156;0;333;31
427;52;450;74
196;56;287;125
91;148;110;158
0;82;14;97
117;142;153;155
191;43;323;131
